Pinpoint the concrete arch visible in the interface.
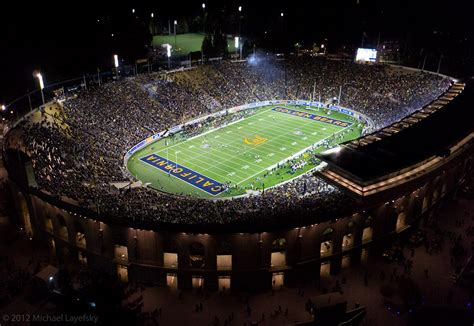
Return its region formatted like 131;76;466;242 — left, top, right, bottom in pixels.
189;242;205;268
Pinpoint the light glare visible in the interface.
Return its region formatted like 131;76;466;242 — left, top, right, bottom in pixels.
35;73;44;90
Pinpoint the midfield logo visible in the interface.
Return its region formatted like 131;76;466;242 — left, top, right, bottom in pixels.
244;135;268;146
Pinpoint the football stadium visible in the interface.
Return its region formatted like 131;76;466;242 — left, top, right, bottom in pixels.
2;56;473;294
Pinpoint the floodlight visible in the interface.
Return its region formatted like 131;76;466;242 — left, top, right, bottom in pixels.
1;105;5;111
167;44;172;58
35;73;44;90
114;54;119;68
132;8;135;13
174;20;177;25
238;6;242;12
151;13;154;18
281;12;284;17
235;36;239;48
202;3;206;9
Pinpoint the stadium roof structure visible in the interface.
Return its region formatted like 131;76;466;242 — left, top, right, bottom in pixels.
318;80;474;190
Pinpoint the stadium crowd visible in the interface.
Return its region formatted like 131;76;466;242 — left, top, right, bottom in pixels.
6;57;451;227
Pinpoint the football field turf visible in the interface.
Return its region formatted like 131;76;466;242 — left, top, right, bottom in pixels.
127;105;362;198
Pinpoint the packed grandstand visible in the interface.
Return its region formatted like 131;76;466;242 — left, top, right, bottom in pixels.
4;57;452;228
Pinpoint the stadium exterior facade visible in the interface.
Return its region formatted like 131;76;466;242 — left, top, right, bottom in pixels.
3;67;473;292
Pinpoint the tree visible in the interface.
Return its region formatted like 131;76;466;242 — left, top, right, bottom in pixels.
212;30;227;57
201;33;213;59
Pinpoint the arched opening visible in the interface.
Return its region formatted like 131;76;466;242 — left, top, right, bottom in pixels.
272;272;284;288
342;222;355;251
78;251;87;265
189;242;205;269
45;214;53;234
56;215;68;240
342;255;351;268
117;265;128;283
218;276;231;292
432;189;439;205
320;262;330;277
217;241;232;270
163;240;178;268
271;238;287;267
422;195;429;214
192;275;204;289
166;273;178;289
362;216;373;243
74;222;86;248
114;244;128;263
396;211;407;232
320;228;334;258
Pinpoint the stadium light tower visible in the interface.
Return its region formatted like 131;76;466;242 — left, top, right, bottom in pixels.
174;20;178;49
201;3;207;64
35;73;45;105
238;5;243;59
235;36;239;57
167;44;172;69
113;54;119;79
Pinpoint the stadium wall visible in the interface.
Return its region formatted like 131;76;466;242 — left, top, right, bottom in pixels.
5;141;473;291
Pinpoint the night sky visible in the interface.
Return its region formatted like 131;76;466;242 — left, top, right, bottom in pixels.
1;0;473;104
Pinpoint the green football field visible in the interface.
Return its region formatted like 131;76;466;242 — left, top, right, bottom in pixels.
151;33;237;56
127;105;363;199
